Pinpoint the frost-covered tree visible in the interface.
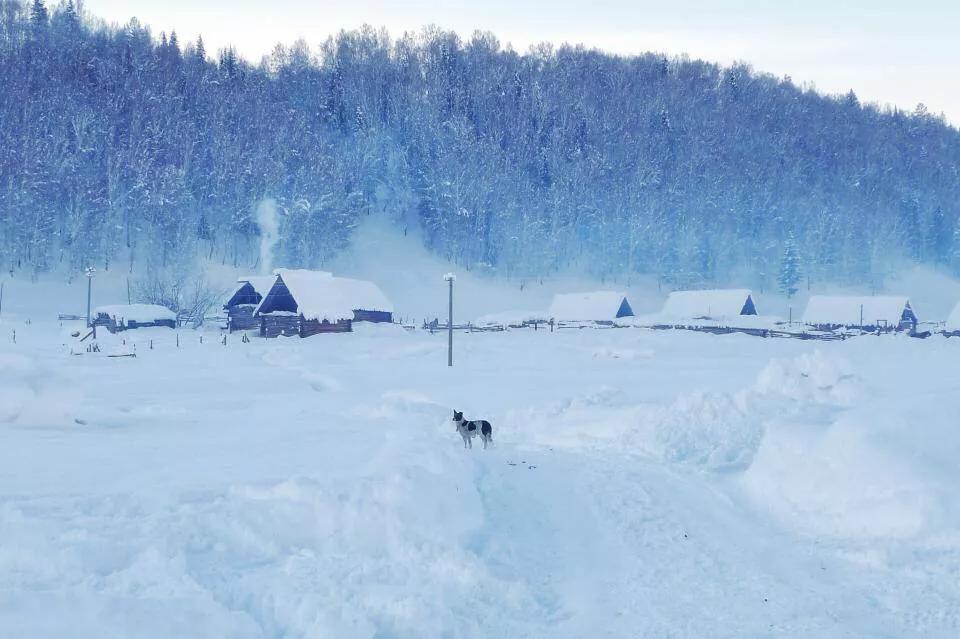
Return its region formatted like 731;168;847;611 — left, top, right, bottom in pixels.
0;1;959;284
778;234;801;298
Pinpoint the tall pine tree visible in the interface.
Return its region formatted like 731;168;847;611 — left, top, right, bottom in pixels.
778;233;801;298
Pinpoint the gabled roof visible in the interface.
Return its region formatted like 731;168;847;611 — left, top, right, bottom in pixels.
225;275;277;307
661;289;757;319
94;304;176;323
255;269;393;321
548;291;632;321
801;295;915;326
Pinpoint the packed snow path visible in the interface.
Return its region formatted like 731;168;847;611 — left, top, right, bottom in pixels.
1;322;958;637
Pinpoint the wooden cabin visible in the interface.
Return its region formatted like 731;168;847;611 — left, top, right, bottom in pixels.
337;277;394;324
802;295;918;332
660;289;758;321
93;304;177;333
253;270;393;338
548;291;634;324
224;275;277;332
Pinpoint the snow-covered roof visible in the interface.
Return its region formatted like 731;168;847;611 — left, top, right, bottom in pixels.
225;275;278;307
801;295;914;326
548;291;632;322
94;304;176;323
660;289;757;319
947;302;960;331
257;269;393;321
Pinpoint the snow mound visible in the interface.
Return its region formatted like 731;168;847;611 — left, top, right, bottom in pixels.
742;417;941;540
510;351;860;474
753;351;859;405
0;354;80;427
652;391;760;471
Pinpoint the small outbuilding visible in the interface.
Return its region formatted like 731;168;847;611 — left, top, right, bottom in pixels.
254;269;394;338
548;291;634;324
224;275;278;332
660;289;758;321
801;295;918;332
93;304;177;333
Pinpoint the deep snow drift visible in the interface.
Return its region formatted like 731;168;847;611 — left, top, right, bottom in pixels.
1;307;959;637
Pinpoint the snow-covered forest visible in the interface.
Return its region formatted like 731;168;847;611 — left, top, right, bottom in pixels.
2;0;959;287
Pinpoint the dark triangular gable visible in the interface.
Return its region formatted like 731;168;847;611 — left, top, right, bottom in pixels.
616;297;634;318
740;294;758;316
256;275;299;315
224;282;261;309
901;301;918;325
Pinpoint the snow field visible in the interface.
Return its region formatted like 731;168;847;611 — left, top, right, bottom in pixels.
1;318;959;637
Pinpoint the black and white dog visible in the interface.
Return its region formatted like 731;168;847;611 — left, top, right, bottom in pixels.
453;410;493;449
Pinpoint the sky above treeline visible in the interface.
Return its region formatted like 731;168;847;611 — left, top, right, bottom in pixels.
82;0;960;127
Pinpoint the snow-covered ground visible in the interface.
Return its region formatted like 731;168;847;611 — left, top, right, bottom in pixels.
1;307;959;637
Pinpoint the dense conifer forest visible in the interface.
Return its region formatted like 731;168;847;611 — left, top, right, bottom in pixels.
2;0;959;289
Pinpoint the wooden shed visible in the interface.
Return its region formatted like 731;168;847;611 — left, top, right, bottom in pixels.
93;304;177;333
224;275;277;332
802;295;918;332
548;291;634;324
660;289;758;321
253;270;394;338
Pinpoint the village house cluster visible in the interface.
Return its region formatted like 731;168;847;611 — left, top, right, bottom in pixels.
89;271;959;340
223;269;394;337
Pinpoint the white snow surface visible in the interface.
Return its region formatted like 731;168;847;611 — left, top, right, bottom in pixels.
946;301;960;330
474;309;546;326
1;300;959;637
93;304;176;323
802;295;913;326
660;288;756;319
257;269;393;321
547;290;629;321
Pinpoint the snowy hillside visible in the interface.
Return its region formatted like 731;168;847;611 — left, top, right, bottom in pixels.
1;305;958;637
3;2;960;288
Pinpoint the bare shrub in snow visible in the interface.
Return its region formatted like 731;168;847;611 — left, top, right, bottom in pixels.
133;273;226;327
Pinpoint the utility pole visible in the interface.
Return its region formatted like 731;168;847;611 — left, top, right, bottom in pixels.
444;273;455;367
85;266;96;328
